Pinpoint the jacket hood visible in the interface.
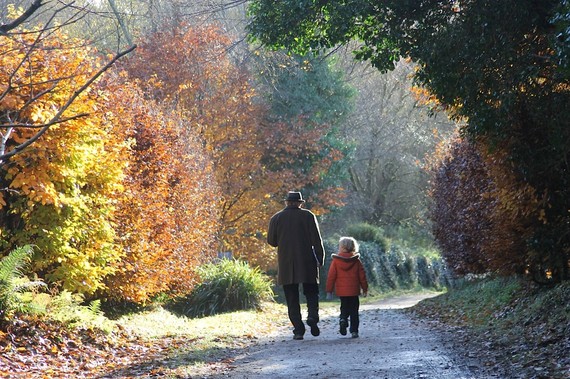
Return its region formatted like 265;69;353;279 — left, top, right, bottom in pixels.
331;251;360;260
331;252;361;271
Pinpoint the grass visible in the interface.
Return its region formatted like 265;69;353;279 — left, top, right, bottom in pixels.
172;259;274;318
117;286;431;339
111;300;291;375
415;276;522;326
117;301;289;340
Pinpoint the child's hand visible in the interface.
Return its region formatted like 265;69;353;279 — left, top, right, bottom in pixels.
326;292;333;300
363;291;368;297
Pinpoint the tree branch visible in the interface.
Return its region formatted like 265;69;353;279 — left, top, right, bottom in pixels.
0;44;137;164
0;0;44;35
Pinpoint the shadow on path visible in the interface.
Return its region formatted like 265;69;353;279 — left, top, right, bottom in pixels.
206;293;501;379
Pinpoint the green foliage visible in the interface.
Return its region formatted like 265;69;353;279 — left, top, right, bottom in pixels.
0;244;111;329
43;290;111;330
170;259;274;318
0;246;46;322
247;1;398;71
381;225;438;255
434;276;523;325
0;245;110;329
346;223;389;251
552;0;570;73
343;223;438;259
0;246;33;291
256;52;355;126
253;51;355;211
248;0;570;282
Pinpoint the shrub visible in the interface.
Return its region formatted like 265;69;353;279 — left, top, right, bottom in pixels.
382;224;438;255
321;239;450;294
346;223;389;251
426;135;564;281
170;259;274;318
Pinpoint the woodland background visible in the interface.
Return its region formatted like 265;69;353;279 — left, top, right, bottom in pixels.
1;0;569;309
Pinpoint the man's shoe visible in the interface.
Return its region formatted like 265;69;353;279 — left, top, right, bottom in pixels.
339;319;348;336
307;318;320;337
293;334;304;340
351;332;359;338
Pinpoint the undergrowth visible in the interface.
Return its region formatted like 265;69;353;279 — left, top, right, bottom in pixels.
411;276;570;378
0;246;46;323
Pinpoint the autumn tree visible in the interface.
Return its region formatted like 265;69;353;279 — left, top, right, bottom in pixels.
0;1;135;164
0;27;130;294
121;24;275;269
123;23;350;270
251;50;355;214
99;74;220;303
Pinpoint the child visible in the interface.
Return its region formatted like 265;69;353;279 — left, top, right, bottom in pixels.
326;236;368;338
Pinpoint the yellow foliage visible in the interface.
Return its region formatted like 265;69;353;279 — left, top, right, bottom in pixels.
0;26;130;294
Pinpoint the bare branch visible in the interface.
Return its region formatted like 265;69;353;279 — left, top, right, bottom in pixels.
1;113;89;129
0;0;44;35
106;0;133;46
0;44;137;164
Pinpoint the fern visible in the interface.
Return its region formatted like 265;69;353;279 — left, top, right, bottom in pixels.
0;245;33;284
88;299;102;316
0;245;45;321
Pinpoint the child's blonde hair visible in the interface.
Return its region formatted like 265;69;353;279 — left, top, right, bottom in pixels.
339;236;359;253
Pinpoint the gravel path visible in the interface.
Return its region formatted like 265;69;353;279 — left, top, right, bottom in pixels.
206;294;503;379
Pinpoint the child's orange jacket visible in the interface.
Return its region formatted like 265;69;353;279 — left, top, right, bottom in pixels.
326;252;368;297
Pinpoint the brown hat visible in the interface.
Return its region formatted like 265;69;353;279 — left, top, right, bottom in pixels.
285;191;305;202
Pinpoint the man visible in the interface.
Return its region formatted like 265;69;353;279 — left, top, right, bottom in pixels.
267;191;325;340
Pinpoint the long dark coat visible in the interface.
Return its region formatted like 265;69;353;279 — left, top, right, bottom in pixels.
267;205;325;286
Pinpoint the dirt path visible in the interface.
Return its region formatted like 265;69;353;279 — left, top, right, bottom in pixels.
206;293;502;379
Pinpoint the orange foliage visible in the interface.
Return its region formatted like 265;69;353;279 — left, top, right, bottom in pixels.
98;73;220;302
410;85;444;112
259;117;346;214
1;24;220;301
123;25;258;260
478;139;543;275
123;23;344;271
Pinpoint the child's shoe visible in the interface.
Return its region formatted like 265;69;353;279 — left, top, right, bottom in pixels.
339;318;348;336
351;332;359;338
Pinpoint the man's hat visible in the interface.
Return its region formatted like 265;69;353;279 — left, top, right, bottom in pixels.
285;191;305;202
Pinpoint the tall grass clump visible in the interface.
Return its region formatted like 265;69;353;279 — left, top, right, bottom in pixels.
171;259;274;318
